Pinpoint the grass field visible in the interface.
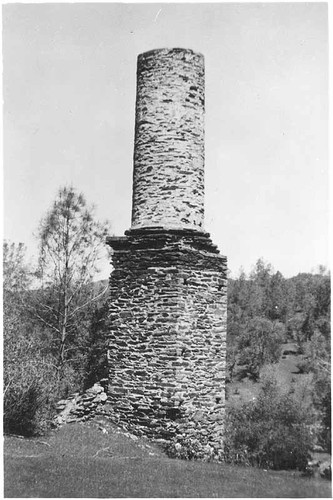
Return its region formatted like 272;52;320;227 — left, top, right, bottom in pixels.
4;418;331;498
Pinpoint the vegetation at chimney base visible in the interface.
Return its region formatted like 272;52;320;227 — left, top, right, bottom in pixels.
223;374;314;471
3;189;331;470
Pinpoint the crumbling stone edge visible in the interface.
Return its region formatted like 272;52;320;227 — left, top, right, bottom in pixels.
53;379;223;461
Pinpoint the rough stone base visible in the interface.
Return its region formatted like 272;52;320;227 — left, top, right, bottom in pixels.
53;380;109;426
106;228;227;457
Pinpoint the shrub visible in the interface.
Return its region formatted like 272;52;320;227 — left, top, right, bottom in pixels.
3;358;84;437
223;376;314;471
3;318;85;437
237;318;285;380
4;380;45;436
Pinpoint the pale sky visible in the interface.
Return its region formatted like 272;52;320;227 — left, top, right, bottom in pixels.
3;3;329;278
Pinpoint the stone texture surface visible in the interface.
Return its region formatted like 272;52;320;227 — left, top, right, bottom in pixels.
131;48;205;231
106;48;227;458
107;229;227;457
53;381;109;426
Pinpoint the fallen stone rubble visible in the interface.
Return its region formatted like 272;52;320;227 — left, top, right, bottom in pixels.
53;380;108;426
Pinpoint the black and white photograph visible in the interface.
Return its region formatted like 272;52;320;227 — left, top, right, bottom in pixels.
3;2;330;497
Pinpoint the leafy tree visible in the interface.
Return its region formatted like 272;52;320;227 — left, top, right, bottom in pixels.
266;271;289;322
224;375;314;470
229;259;275;322
227;262;286;381
227;269;251;381
247;258;273;318
33;186;110;380
314;370;331;452
287;312;306;346
286;272;330;346
313;273;330;341
250;258;273;284
237;317;285;380
228;269;249;320
296;330;331;451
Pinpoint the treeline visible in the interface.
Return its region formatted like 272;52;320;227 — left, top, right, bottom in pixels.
227;259;330;380
225;259;331;466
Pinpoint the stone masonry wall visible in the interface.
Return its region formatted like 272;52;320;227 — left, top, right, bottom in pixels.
107;229;227;457
107;48;227;459
131;49;205;231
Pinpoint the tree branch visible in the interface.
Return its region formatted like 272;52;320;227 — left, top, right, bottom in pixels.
68;286;108;319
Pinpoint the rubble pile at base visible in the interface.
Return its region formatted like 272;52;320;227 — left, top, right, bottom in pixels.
53;381;108;426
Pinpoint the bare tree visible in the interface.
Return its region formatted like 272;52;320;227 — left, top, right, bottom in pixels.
34;186;110;375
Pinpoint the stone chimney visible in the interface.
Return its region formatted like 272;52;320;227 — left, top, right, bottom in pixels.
107;48;227;459
131;48;205;231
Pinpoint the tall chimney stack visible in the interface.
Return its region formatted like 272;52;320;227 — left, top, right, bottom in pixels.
107;48;227;460
131;49;205;231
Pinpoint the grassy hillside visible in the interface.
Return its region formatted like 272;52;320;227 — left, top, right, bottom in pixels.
227;342;309;404
4;417;331;498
